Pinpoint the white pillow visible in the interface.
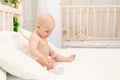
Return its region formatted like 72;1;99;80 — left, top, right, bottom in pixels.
0;31;16;47
0;68;6;80
7;71;57;80
7;74;25;80
0;46;48;79
19;28;32;40
0;31;29;53
11;33;29;53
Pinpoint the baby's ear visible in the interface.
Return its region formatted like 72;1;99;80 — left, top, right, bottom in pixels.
37;24;40;28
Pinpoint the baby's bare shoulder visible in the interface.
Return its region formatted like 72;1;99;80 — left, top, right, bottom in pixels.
30;31;40;42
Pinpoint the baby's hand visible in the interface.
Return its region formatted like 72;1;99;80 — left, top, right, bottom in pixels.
48;59;55;66
46;58;55;70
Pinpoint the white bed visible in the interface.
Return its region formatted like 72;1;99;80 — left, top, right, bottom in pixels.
6;48;120;80
0;4;120;80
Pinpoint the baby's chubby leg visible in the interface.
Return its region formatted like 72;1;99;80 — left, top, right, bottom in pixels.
51;54;76;62
66;54;76;62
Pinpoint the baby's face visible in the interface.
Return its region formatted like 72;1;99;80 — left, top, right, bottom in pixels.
37;24;54;38
36;13;55;38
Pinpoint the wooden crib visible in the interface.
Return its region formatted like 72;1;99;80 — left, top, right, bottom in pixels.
61;5;120;47
0;4;22;31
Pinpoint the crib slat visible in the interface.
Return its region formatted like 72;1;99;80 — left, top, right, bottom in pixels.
79;8;82;38
11;13;14;31
61;8;66;40
113;8;116;37
7;12;10;31
106;8;110;37
86;8;89;37
92;8;96;37
72;8;75;38
2;11;6;30
66;8;69;39
100;8;103;37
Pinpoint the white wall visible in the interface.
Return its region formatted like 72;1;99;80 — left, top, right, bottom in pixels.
21;0;38;31
38;0;62;48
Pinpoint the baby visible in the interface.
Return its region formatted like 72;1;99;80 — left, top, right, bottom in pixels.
29;13;76;70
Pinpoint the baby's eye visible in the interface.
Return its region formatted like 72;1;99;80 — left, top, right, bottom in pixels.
45;31;49;33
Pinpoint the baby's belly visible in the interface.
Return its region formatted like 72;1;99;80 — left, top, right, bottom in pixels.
38;47;50;57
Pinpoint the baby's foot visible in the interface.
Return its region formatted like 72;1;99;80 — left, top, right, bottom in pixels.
67;55;76;62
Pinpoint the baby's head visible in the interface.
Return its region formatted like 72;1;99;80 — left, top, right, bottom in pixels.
36;13;55;38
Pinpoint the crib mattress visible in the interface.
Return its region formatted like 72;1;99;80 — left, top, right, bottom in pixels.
7;48;120;80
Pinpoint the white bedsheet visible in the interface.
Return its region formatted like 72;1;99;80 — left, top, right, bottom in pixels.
7;48;120;80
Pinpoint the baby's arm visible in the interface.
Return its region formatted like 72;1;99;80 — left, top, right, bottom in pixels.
49;47;76;62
